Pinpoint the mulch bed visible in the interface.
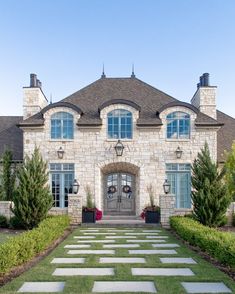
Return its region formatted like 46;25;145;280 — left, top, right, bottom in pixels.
170;229;235;281
0;227;74;287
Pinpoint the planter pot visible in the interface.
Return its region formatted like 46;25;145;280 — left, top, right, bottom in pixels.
145;211;160;224
82;210;96;223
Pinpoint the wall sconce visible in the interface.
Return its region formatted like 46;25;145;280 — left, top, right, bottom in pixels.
57;147;64;159
114;140;124;156
163;179;171;194
72;179;80;194
175;146;183;159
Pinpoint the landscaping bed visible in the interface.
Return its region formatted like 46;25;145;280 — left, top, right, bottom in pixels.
170;216;235;270
0;215;70;278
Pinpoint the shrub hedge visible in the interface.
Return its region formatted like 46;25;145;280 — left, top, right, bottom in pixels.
170;216;235;269
0;215;70;275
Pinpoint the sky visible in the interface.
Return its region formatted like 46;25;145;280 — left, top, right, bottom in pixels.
0;0;235;118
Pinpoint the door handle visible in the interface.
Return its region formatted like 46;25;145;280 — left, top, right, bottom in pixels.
118;195;122;203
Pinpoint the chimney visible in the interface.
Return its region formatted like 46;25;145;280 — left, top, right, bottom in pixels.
23;73;48;119
191;73;217;119
30;73;37;87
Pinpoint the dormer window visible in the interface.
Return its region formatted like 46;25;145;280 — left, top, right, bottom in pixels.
107;109;132;139
166;112;190;139
51;112;74;139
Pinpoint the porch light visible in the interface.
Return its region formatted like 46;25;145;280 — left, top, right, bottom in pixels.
57;147;64;159
114;140;124;156
163;179;171;194
175;146;183;159
73;179;80;194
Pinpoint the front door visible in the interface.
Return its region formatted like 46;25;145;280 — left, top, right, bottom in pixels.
104;173;135;215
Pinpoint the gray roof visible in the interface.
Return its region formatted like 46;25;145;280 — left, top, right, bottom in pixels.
0;116;23;161
217;110;235;162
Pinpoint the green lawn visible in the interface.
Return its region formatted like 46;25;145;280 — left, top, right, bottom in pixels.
0;227;234;294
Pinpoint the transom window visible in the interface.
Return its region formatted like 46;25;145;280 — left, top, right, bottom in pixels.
51;112;74;139
166;112;190;139
166;163;191;208
107;109;132;139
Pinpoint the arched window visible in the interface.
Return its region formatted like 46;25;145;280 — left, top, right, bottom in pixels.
51;112;74;139
107;109;132;139
166;112;190;139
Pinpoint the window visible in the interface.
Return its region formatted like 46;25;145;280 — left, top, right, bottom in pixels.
166;112;190;139
51;112;74;139
50;163;74;208
166;163;191;208
107;109;132;139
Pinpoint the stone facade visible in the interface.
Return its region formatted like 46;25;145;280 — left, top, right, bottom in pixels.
22;102;218;216
67;194;82;225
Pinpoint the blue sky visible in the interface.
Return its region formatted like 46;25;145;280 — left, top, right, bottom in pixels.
0;0;235;117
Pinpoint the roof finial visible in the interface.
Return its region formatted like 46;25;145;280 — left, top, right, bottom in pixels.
131;63;135;78
50;93;53;104
101;63;106;78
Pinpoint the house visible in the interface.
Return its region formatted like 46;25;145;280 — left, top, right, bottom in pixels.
1;72;235;216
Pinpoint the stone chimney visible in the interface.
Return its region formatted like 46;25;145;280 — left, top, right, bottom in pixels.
191;73;217;119
23;73;48;120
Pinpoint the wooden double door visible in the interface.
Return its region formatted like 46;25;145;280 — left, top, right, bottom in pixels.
104;172;135;215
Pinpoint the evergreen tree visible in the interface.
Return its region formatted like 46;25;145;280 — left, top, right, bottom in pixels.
225;142;235;200
12;148;53;229
0;150;16;201
191;143;231;227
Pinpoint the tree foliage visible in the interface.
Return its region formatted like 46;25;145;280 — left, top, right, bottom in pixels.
0;150;16;201
12;148;53;229
225;142;235;201
191;143;231;227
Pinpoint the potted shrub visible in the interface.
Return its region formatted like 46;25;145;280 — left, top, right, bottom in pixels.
82;185;96;223
141;184;160;224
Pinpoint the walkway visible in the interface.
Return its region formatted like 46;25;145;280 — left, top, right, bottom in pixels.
0;227;234;293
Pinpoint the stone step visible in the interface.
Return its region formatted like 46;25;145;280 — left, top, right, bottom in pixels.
99;257;146;264
129;249;177;255
132;268;194;276
152;244;180;248
18;282;65;293
181;282;232;293
51;258;85;264
53;268;114;276
160;258;197;264
67;249;115;255
92;281;157;293
103;244;140;248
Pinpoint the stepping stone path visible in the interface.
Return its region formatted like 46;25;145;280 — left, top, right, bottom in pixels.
92;281;157;293
181;282;232;293
53;268;114;276
18;282;65;293
16;227;233;293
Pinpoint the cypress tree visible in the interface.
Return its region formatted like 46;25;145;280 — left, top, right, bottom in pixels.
0;149;16;201
12;148;53;229
191;143;231;227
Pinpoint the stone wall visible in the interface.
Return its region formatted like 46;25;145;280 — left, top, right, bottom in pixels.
68;194;82;225
22;103;218;215
0;201;14;219
160;194;175;228
48;207;68;216
226;202;235;225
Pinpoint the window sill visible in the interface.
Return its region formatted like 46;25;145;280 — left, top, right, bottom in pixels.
165;139;191;142
49;139;74;142
106;139;133;142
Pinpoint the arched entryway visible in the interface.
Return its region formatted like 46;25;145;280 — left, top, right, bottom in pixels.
101;162;139;216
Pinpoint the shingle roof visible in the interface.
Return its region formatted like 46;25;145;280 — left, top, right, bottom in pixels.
19;77;222;127
217;110;235;162
0;116;23;161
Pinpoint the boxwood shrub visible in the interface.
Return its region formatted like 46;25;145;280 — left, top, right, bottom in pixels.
170;216;235;269
0;215;70;275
